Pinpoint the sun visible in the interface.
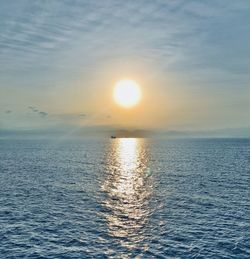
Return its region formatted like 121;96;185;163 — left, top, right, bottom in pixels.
113;80;141;108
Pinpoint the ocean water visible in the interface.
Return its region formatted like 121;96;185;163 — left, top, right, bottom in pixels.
0;138;249;258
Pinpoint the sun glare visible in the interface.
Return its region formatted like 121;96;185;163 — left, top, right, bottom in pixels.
113;80;141;108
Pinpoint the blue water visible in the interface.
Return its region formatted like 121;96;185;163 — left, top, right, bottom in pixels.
0;138;249;258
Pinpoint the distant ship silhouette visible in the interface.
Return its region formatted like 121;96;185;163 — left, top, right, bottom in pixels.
110;136;116;139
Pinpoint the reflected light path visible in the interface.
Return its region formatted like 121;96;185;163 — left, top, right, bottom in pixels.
101;138;154;251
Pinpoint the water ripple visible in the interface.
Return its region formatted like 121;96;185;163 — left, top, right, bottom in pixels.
0;138;249;258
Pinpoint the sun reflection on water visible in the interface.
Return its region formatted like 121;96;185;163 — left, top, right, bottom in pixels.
101;138;153;250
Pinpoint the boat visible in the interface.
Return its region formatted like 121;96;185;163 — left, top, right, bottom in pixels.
110;136;116;139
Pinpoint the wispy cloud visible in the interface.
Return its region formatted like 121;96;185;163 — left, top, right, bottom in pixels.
28;106;48;117
1;1;250;130
1;0;249;81
38;111;48;117
28;106;39;112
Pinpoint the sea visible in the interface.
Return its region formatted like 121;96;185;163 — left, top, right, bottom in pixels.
0;138;249;258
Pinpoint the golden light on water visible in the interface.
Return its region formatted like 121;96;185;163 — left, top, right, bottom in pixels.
101;138;153;249
113;80;141;108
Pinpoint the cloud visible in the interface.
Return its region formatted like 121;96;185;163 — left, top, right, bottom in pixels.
1;1;250;130
28;106;48;117
28;106;39;112
28;107;86;120
39;111;48;117
1;0;249;86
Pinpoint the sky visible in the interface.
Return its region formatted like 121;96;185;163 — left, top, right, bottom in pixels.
0;0;250;137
